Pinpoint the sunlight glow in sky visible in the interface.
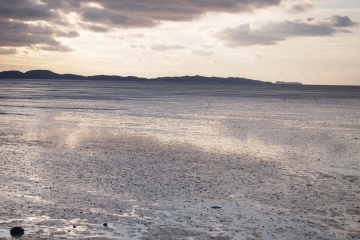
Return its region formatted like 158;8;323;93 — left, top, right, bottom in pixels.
0;0;359;85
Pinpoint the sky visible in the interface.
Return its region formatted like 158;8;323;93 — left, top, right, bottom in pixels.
0;0;359;85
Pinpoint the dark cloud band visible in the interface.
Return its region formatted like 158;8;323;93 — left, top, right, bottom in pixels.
2;0;354;52
0;0;285;52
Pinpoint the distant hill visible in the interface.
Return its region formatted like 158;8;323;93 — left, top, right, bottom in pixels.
154;76;270;84
275;81;302;85
0;70;273;84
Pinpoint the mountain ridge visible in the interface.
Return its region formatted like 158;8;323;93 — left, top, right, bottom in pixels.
0;70;272;84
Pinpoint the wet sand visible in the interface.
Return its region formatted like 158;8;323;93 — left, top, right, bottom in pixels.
0;80;360;239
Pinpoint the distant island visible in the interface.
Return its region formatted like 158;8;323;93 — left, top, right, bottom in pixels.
275;81;302;85
0;70;274;85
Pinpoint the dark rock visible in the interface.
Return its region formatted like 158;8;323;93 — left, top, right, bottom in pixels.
10;227;24;236
103;223;108;226
211;206;221;209
73;225;76;228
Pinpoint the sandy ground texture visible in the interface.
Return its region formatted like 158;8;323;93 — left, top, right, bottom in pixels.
0;81;360;239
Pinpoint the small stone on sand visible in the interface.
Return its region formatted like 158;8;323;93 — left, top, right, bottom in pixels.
10;227;24;236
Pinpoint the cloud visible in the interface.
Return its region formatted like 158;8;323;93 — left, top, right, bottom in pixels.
44;0;283;23
0;1;80;52
197;43;214;49
56;30;80;38
0;1;60;21
286;3;313;13
192;49;214;56
4;0;352;53
0;20;74;52
281;0;314;13
215;15;358;47
319;15;359;28
38;0;285;33
0;0;287;52
0;47;17;55
150;44;186;51
38;45;73;52
128;33;146;38
86;25;109;33
80;8;157;28
131;44;146;49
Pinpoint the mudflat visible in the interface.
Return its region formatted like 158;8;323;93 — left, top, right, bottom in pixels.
0;80;359;239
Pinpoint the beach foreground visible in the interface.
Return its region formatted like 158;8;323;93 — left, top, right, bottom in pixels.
0;80;359;239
